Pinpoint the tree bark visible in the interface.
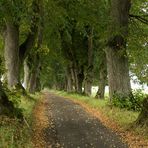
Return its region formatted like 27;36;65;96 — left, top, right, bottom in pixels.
28;57;41;93
66;65;73;93
106;0;132;99
135;97;148;128
0;80;14;115
95;55;107;99
77;67;84;94
84;66;93;96
23;58;30;89
4;22;19;89
28;72;37;93
73;64;84;94
84;27;94;96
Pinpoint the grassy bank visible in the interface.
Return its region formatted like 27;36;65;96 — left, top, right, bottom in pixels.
0;92;41;148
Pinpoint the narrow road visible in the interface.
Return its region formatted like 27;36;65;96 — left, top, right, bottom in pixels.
44;93;128;148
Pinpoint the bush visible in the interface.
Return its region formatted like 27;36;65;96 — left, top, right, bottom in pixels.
112;90;147;111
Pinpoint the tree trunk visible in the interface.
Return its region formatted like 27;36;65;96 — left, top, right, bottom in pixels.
84;66;93;96
95;56;107;99
66;65;73;93
77;70;84;94
84;27;94;96
23;59;30;89
28;72;37;93
106;0;131;99
135;97;148;128
4;22;19;89
74;65;84;94
28;55;41;93
0;80;14;115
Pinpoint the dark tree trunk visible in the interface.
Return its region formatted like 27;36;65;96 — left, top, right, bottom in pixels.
95;55;107;99
84;66;93;96
66;65;73;93
0;81;14;115
4;22;20;89
74;64;84;94
106;0;131;99
77;69;84;94
135;97;148;128
84;27;94;96
28;59;41;93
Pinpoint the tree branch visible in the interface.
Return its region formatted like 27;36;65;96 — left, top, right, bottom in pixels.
19;0;40;62
129;14;148;25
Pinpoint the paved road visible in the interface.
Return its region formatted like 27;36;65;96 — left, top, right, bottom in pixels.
44;93;128;148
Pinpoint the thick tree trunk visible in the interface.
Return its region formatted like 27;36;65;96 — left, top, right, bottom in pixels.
84;27;94;96
4;22;19;89
106;0;131;99
106;48;131;98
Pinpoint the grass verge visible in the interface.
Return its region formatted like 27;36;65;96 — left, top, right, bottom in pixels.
0;92;41;148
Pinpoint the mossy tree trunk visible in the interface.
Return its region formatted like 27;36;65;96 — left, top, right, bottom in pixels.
106;0;132;99
28;23;43;93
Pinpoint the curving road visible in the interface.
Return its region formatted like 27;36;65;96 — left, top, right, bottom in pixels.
44;93;128;148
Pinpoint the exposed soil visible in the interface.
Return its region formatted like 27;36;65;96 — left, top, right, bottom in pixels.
33;92;130;148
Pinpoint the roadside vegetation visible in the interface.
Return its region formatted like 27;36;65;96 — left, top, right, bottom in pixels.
0;92;40;148
50;90;148;139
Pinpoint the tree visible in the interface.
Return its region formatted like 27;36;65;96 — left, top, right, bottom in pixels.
84;27;94;96
95;51;107;99
106;0;132;99
0;0;40;89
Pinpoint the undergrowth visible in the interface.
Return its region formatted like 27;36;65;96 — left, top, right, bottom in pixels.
0;92;40;148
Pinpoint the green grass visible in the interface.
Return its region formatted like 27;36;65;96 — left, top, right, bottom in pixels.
50;90;139;129
0;92;41;148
